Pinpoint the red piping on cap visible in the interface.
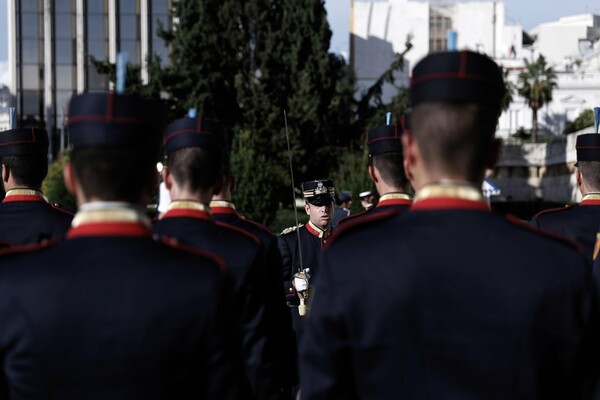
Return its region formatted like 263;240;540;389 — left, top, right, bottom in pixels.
367;136;402;145
163;128;214;143
67;115;145;125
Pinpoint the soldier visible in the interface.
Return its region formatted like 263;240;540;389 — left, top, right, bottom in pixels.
0;92;250;398
531;133;600;264
300;51;599;399
331;191;351;228
337;119;413;227
153;116;281;399
279;178;335;343
0;126;72;246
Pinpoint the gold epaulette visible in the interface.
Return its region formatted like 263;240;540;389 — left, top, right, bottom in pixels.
281;224;304;235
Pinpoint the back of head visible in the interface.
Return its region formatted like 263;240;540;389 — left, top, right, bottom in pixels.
67;92;167;203
575;133;600;191
367;122;409;189
0;127;49;190
163;117;227;193
410;51;505;180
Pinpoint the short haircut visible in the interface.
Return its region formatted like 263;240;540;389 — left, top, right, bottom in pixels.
1;155;48;189
371;152;408;188
70;145;158;203
411;102;499;181
577;161;600;191
167;146;224;193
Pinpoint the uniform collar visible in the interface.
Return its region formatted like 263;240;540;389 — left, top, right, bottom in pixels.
68;202;152;238
209;200;237;214
306;220;331;239
412;182;488;211
581;193;600;205
377;192;413;207
2;188;47;203
161;200;211;220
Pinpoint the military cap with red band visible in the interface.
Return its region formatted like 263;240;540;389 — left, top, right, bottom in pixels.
67;92;167;148
576;134;600;162
303;179;336;206
0;127;48;157
163;117;227;155
410;50;505;109
367;123;404;156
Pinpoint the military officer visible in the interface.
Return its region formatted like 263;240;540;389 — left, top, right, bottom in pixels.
153;116;283;399
531;133;600;265
331;191;351;228
278;179;335;341
300;51;599;399
0;126;73;245
337;119;413;227
0;91;251;399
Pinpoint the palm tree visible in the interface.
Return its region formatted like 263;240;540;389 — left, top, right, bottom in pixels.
517;55;557;142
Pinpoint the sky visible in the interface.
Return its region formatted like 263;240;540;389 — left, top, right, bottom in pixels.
0;0;599;85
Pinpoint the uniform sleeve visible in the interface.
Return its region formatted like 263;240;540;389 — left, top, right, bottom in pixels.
278;234;293;283
299;250;353;399
529;215;541;229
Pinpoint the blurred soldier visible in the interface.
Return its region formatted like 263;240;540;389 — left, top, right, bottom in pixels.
331;191;351;228
301;51;598;399
153;116;280;399
531;133;600;264
279;178;335;343
0;127;72;246
338;120;413;227
358;190;374;210
0;92;250;399
211;160;297;397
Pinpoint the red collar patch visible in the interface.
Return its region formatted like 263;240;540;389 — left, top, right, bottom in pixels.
67;222;152;238
411;198;489;212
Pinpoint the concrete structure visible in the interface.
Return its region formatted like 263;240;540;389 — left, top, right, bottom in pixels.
0;85;11;131
7;0;170;158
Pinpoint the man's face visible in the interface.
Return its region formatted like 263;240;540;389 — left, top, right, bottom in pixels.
305;200;334;229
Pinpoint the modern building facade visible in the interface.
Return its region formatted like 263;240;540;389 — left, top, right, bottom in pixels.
7;0;170;158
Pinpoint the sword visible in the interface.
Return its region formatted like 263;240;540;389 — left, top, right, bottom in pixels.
283;110;310;316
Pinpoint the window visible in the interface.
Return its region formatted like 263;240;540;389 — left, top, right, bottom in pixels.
22;65;41;90
55;40;74;64
56;66;74;90
21;39;40;64
22;90;41;115
21;13;39;38
55;14;73;39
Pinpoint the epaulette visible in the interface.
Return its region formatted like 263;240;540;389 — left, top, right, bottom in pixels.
158;235;227;271
50;202;75;216
533;204;576;219
0;238;57;258
281;224;303;235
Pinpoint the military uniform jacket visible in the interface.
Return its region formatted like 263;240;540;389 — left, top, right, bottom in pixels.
336;192;412;228
278;221;332;342
0;208;250;399
301;186;599;399
0;189;73;246
211;200;297;395
153;201;274;399
530;194;600;265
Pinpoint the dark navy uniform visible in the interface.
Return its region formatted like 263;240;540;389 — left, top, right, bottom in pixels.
302;185;598;399
0;92;250;399
154;116;277;399
300;51;600;399
0;127;73;245
211;200;297;394
337;192;411;227
531;134;600;265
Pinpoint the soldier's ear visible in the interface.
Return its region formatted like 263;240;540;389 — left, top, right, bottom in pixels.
163;167;173;191
304;202;311;215
63;162;76;196
1;164;9;183
402;132;418;172
229;176;237;194
368;165;378;183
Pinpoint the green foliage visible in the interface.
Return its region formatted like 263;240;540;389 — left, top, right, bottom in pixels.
517;55;557;142
329;145;375;214
512;127;531;140
42;150;76;210
501;68;514;112
564;109;595;134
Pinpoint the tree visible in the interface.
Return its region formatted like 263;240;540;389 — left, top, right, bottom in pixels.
42;149;76;210
563;109;594;134
517;55;557;142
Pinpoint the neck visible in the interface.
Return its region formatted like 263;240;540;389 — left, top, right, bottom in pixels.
170;185;213;204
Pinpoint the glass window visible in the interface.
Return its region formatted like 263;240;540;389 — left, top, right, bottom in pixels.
55;14;73;39
120;0;137;14
21;0;40;13
119;40;139;64
87;39;107;62
56;90;74;120
22;65;41;90
87;68;108;90
55;40;74;65
120;14;138;39
21;13;39;38
55;0;73;13
22;90;41;115
56;66;74;90
87;0;105;14
87;14;106;39
21;39;40;64
151;0;168;13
